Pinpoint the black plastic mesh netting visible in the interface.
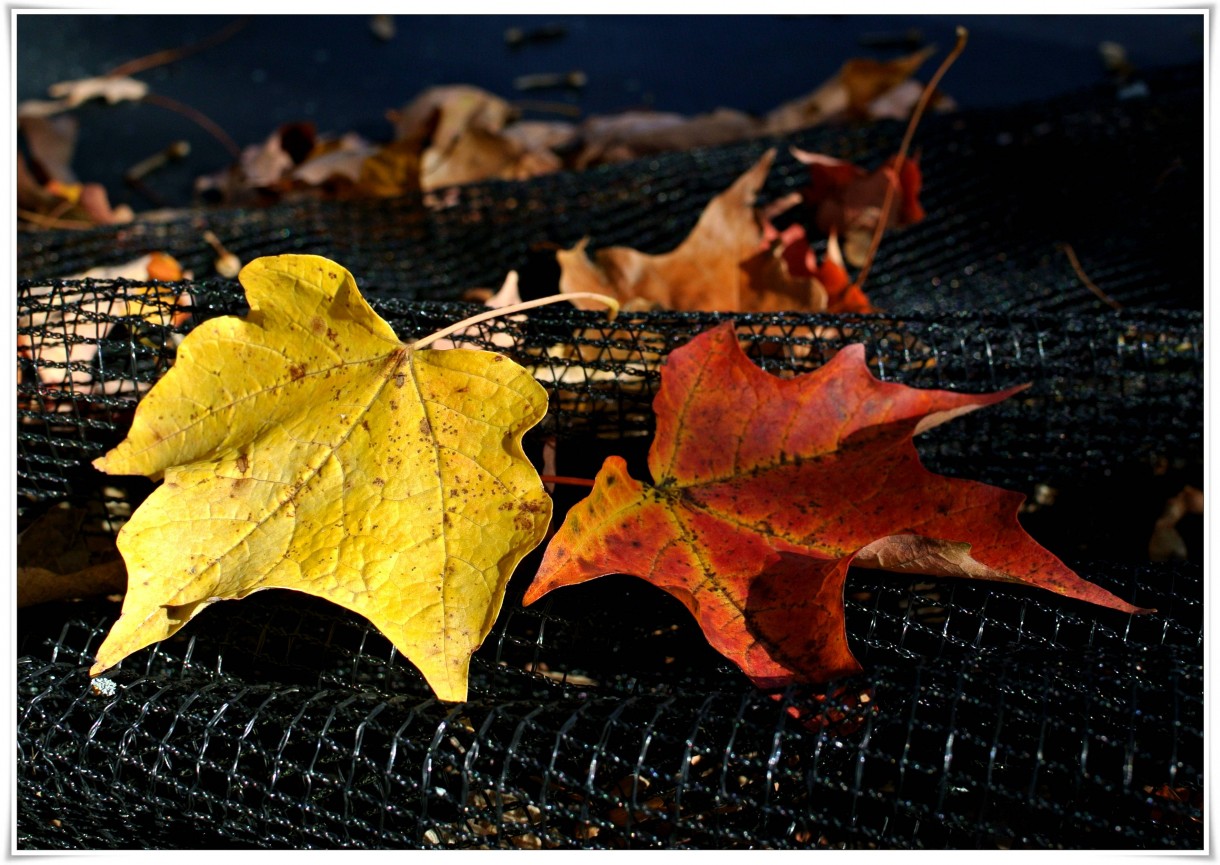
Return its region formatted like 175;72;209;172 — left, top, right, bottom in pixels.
16;64;1203;849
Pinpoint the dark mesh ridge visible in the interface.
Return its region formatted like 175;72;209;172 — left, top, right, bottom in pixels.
16;63;1203;849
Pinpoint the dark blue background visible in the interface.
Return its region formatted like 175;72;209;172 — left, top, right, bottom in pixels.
16;13;1206;208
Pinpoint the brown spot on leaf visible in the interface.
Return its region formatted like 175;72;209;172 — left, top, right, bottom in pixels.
311;316;325;334
373;477;385;486
419;417;432;437
289;364;306;381
236;454;249;473
395;373;406;387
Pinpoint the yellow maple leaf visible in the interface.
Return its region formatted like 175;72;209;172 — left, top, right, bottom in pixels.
91;254;552;701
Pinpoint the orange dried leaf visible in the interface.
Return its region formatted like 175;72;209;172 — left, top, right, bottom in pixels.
558;150;825;313
765;46;936;132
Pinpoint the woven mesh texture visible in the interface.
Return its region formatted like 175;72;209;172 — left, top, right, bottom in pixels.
16;64;1203;849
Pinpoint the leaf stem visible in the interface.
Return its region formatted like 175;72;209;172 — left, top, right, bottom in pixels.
17;208;97;231
855;26;969;293
105;17;249;79
141;92;242;159
411;292;620;351
539;474;596;489
1059;242;1123;310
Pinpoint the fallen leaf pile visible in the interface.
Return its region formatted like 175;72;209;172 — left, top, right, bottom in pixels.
181;46;948;208
14;22;960;236
18;115;134;228
524;322;1149;689
88;254;552;702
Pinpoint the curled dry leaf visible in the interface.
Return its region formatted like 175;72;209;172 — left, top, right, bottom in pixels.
240;124;307;188
389;85;515;151
866;78;957;122
17;75;149;118
356;139;422;199
292;132;379;185
557;149;830;313
18;120;133;228
765;46;936;133
385;84;559;192
526;323;1149;689
1148;485;1203;562
502;120;579;155
90;255;552;702
793;147;926;267
573;108;760;169
50;75;150;108
760;225;874;314
18;504;126;608
421;125;561;190
19;114;80;183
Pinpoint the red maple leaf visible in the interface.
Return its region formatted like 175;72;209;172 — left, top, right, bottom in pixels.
756;217;874;314
794;147;926;268
525;322;1149;689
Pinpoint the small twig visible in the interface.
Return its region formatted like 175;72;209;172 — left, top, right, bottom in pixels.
125;140;191;182
1060;243;1123;311
44;196;77;223
124;140;191;207
105;17;249;79
855;26;969;293
511;99;583;118
124;176;166;208
17;208;97;231
141;92;241;159
203;230;242;278
538;475;596;489
514;71;587;92
505;23;568;48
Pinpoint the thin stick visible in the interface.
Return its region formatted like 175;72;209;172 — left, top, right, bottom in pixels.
412;292;620;351
855;26;969;292
1060;243;1123;310
17;208;96;231
141;92;242;159
539;475;596;489
512;99;583;118
105;17;249;79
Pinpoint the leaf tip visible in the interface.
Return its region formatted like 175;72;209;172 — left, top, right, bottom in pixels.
521;583;545;606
